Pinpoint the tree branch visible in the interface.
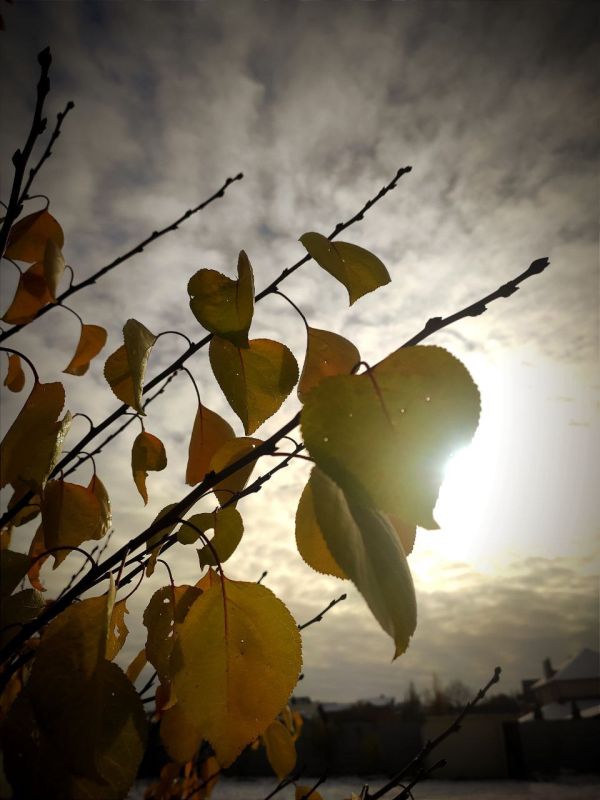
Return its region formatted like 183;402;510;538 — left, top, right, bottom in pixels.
0;47;52;257
0;172;244;342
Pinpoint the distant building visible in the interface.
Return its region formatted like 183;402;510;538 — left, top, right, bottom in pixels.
520;647;600;722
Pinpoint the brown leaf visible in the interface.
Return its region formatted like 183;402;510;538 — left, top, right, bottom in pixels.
2;261;52;324
3;354;25;392
186;402;235;486
63;324;107;376
131;431;167;504
5;209;64;263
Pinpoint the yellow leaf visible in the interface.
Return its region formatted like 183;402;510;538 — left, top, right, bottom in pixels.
3;354;25;392
4;209;64;263
160;702;204;764
295;478;347;579
0;381;69;491
42;238;65;301
186;402;235;486
41;477;108;567
172;577;302;767
145;502;180;576
1;261;52;324
104;318;157;413
177;506;244;569
106;599;129;661
0;550;31;596
389;514;416;556
7;592;148;796
143;584;202;684
310;467;416;659
125;648;147;683
209;436;262;506
263;719;296;779
209;336;298;434
301;345;480;528
300;231;391;305
7;480;41;527
131;431;167;504
27;524;47;591
298;327;360;402
188;249;255;347
63;323;107;376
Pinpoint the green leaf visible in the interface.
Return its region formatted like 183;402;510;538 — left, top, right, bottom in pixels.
301;345;480;528
209;336;298;434
300;231;391;305
298;327;360;402
188;250;255;347
104;319;157;414
310;467;416;659
172;576;302;767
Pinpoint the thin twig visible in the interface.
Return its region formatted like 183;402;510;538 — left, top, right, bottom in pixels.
0;167;412;527
0;47;52;257
18;100;75;206
298;594;347;631
369;667;501;800
0;173;244;342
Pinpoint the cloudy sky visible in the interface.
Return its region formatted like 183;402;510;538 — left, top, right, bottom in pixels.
1;1;598;702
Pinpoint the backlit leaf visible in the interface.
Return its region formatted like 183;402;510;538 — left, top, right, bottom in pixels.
296;787;324;800
310;467;416;659
160;703;204;764
389;514;416;557
3;354;25;392
104;318;157;414
186;402;235;486
145;502;180;577
1;261;52;324
172;577;302;767
295;477;347;579
125;648;147;683
176;507;244;566
0;550;31;596
27;524;47;591
4;209;64;263
7;480;41;527
106;600;129;661
263;719;296;779
301;346;480;528
188;249;255;347
63;323;108;376
143;585;202;684
41;477;107;567
0;381;69;491
43;238;65;301
131;431;167;504
298;327;360;402
209;336;298;434
209;436;262;506
300;231;391;305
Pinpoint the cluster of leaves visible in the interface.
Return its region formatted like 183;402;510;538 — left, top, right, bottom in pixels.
0;50;547;800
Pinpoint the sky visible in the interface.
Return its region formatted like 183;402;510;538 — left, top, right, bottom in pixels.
1;1;598;702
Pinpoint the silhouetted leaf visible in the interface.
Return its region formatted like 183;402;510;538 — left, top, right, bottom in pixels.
176;507;243;566
143;585;202;684
0;550;31;596
209;436;262;506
